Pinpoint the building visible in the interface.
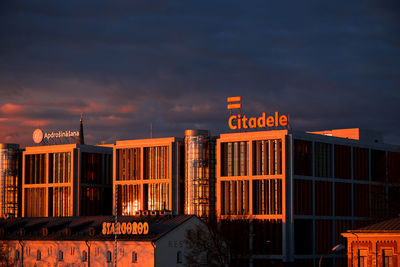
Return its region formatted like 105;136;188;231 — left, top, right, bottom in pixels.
22;144;113;217
0;215;203;267
0;144;23;218
342;216;400;267
215;128;400;266
184;130;216;218
113;137;184;216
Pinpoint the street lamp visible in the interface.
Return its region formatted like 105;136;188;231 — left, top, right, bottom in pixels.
319;244;345;267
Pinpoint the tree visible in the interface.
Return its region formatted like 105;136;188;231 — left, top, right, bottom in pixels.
185;218;231;267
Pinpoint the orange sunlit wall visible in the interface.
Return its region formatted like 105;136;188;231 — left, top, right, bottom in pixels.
113;137;184;216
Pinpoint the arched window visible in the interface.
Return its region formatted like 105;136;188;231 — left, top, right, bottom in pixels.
106;251;112;263
132;251;138;263
15;250;20;261
82;251;88;262
177;251;183;264
58;250;64;261
36;250;41;261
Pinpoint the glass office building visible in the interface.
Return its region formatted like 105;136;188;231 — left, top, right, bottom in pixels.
216;128;400;266
113;137;184;216
22;144;112;217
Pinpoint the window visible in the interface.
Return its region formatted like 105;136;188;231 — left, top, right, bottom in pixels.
221;180;249;215
221;142;249;177
177;251;183;264
15;250;20;261
82;251;87;262
36;250;41;261
358;249;368;267
58;250;64;261
132;251;137;263
252;179;282;215
383;249;393;267
294;140;312;176
253;139;282;175
106;251;112;263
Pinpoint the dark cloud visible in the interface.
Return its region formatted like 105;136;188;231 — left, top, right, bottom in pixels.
0;0;399;146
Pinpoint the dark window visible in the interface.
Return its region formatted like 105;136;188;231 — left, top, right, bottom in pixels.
314;142;332;177
335;183;351;216
334;145;351;179
294;219;313;255
36;250;41;261
294;140;312;176
253;219;282;254
371;150;386;182
81;153;103;184
388;152;400;183
15;250;20;261
315;220;332;254
354;184;369;217
177;251;182;263
106;251;112;263
315;181;332;216
132;251;137;263
82;251;87;262
294;179;312;215
58;250;64;261
383;250;393;267
353;147;369;180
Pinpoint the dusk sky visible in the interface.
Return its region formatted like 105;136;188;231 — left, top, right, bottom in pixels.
1;1;399;147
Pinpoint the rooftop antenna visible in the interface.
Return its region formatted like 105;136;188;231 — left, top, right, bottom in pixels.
78;113;85;145
150;122;153;138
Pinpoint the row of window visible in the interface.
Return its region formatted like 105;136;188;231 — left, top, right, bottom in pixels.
17;249;184;264
220;179;282;215
294;140;400;182
294;179;399;218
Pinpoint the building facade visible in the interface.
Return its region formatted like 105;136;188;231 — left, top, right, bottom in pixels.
0;215;203;267
0;144;23;218
215;128;400;266
22;144;113;217
113;137;184;216
342;216;400;267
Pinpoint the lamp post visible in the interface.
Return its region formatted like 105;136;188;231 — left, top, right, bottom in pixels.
319;244;345;267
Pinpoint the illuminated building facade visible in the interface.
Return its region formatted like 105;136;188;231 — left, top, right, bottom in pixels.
342;216;400;267
0;144;22;218
0;215;203;267
113;137;184;216
22;144;113;217
216;128;400;266
184;130;216;218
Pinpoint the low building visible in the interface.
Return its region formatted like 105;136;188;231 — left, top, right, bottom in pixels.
0;214;203;267
342;216;400;267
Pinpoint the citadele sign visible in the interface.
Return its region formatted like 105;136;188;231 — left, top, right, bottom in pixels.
228;111;288;130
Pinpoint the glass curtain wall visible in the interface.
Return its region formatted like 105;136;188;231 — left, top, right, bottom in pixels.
0;144;21;218
185;130;216;218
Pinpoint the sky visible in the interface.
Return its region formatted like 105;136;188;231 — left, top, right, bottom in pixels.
1;0;399;147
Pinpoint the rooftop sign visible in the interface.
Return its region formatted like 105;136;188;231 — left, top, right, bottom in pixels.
227;96;288;130
33;128;79;144
102;222;149;235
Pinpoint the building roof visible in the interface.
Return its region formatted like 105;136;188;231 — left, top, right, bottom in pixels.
350;217;400;233
0;215;197;242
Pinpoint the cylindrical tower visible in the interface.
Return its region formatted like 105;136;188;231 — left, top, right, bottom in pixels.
184;130;216;218
0;143;22;218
